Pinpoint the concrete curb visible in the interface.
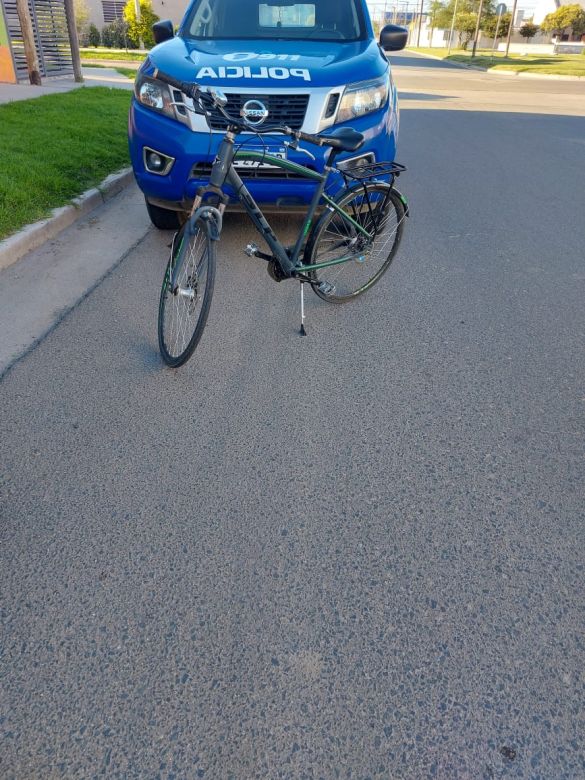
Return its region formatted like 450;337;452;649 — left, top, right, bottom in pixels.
0;167;135;272
404;50;484;71
405;49;584;80
486;69;584;81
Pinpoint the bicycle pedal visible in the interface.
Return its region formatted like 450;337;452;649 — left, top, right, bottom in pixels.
244;243;259;257
318;281;335;295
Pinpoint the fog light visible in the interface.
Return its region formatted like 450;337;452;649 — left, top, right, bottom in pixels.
143;147;174;176
147;152;164;171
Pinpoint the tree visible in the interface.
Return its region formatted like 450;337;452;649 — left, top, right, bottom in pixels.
73;0;89;37
426;0;497;48
427;0;445;45
123;0;159;48
456;11;480;48
87;22;100;46
482;12;511;40
540;4;585;39
519;21;539;41
428;0;456;30
428;0;451;31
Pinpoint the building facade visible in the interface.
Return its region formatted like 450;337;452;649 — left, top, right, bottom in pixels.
84;0;188;29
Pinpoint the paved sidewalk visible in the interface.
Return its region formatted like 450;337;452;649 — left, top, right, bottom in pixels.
0;67;133;104
81;66;135;89
0;77;80;104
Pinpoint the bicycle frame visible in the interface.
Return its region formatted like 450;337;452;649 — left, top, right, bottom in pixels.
192;137;375;280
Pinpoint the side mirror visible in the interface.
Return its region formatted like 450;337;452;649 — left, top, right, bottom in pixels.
379;24;408;52
153;20;174;44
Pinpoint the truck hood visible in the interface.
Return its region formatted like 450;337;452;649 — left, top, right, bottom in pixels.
147;37;387;89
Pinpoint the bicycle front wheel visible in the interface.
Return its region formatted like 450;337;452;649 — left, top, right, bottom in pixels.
158;218;216;367
305;182;406;304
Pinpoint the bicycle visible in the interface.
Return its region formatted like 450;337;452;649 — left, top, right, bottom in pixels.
154;70;409;368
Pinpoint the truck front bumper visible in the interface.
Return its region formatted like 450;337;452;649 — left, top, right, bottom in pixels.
129;98;398;213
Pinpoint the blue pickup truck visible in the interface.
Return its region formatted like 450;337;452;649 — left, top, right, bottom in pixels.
128;0;407;228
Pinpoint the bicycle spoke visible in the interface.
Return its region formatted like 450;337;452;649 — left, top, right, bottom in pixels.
308;184;405;302
158;223;215;366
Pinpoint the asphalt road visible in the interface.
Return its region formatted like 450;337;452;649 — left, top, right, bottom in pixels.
1;53;585;778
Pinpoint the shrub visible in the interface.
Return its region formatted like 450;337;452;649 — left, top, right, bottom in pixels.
101;18;131;48
87;23;101;47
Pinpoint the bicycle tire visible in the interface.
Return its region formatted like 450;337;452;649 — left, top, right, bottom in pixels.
158;217;216;367
305;182;406;304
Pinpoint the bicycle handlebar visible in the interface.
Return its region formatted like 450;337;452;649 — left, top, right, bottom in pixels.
153;68;329;147
153;68;202;101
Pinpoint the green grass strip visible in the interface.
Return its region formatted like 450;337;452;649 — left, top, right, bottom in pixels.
0;87;131;241
408;48;585;77
80;49;147;62
115;67;139;79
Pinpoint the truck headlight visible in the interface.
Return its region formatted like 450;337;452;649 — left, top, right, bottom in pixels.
134;72;190;127
336;74;390;124
139;80;165;110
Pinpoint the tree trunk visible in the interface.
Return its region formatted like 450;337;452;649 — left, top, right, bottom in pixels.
15;0;41;85
63;0;83;82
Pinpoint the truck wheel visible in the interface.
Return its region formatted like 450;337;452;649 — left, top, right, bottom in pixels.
145;199;183;230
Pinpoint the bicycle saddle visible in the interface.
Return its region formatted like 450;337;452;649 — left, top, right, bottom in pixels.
318;127;365;152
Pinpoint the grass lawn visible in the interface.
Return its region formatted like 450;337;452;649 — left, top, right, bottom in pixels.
115;67;139;79
80;48;147;63
408;48;585;77
84;63;138;79
0;87;131;241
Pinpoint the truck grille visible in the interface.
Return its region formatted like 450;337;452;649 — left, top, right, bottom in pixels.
207;93;310;130
190;162;316;180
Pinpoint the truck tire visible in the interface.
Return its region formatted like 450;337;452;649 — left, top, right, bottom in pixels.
145;199;182;230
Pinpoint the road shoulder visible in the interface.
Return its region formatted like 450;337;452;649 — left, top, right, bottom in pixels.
0;184;153;378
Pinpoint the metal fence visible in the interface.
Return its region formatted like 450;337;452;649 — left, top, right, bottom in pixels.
1;0;73;79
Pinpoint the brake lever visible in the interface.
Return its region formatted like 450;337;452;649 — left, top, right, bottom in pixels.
284;141;316;162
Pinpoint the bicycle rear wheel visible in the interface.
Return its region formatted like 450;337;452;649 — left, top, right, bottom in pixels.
158;218;216;367
305;182;405;304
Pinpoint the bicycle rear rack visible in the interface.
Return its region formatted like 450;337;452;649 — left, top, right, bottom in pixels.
340;161;406;184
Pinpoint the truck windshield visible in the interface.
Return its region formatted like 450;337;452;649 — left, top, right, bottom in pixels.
184;0;366;41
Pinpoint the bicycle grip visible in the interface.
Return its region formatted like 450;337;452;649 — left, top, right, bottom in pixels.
154;68;199;99
297;129;325;147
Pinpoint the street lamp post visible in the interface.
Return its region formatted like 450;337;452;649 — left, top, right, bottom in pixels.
504;0;518;56
416;0;424;47
447;0;459;53
471;0;485;57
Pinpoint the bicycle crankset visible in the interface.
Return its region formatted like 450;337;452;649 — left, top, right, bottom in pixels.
267;259;287;283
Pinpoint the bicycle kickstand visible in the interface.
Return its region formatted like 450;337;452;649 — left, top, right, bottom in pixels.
299;281;307;336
